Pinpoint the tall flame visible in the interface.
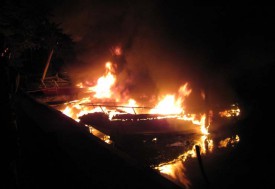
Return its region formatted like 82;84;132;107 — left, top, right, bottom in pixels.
150;83;191;115
88;62;116;98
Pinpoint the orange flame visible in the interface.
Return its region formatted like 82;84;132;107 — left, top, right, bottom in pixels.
88;62;116;98
218;135;240;148
150;83;191;115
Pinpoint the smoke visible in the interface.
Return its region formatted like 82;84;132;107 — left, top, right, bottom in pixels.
52;1;242;108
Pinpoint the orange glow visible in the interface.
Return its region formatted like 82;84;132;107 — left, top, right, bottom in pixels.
150;95;183;114
88;62;116;98
155;134;213;188
57;70;208;137
120;99;138;114
156;160;191;189
89;126;113;144
114;46;122;56
45;52;242;189
218;135;240;148
150;83;191;115
219;104;240;118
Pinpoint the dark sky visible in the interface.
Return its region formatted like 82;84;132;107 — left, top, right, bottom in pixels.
48;1;275;106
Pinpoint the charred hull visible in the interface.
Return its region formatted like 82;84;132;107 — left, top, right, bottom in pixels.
79;112;201;136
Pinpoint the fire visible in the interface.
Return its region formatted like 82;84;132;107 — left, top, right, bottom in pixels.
150;95;182;114
150;83;191;115
219;104;241;118
218;135;240;148
59;97;108;122
88;62;116;98
56;61;209;137
48;56;243;189
120;99;138;114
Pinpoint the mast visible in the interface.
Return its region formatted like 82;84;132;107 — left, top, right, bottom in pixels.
41;48;54;83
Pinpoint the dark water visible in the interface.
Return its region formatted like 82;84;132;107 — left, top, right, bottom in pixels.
107;117;241;189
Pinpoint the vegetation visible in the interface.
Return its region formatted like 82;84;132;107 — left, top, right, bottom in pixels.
0;0;75;81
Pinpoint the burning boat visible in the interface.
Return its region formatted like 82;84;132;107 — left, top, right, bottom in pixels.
52;59;209;141
79;111;202;137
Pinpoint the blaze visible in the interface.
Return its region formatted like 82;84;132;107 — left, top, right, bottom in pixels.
88;62;116;98
150;95;183;114
150;83;191;115
50;57;243;189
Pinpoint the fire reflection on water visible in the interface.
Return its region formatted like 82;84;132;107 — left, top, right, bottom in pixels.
153;134;239;188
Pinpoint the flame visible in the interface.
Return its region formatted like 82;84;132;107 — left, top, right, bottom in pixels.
45;54;242;188
150;95;183;114
120;99;138;114
219;104;241;118
57;71;209;136
218;135;240;148
150;83;191;115
88;62;116;98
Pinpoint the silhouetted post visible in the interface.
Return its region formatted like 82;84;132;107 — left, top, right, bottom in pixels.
195;145;210;187
42;48;54;84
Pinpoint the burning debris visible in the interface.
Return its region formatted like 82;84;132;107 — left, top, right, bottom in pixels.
43;54;241;188
218;135;240;148
219;104;241;118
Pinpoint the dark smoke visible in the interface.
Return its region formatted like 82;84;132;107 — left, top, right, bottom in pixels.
51;2;274;109
52;1;200;100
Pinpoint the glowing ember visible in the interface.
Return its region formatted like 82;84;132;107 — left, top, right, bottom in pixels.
218;135;240;148
156;160;191;189
219;104;241;118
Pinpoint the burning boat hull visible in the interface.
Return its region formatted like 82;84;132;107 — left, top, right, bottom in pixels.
79;113;201;137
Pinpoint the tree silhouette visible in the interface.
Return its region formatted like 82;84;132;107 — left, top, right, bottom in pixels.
0;0;75;77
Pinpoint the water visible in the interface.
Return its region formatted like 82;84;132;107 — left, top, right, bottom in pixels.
107;119;241;189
